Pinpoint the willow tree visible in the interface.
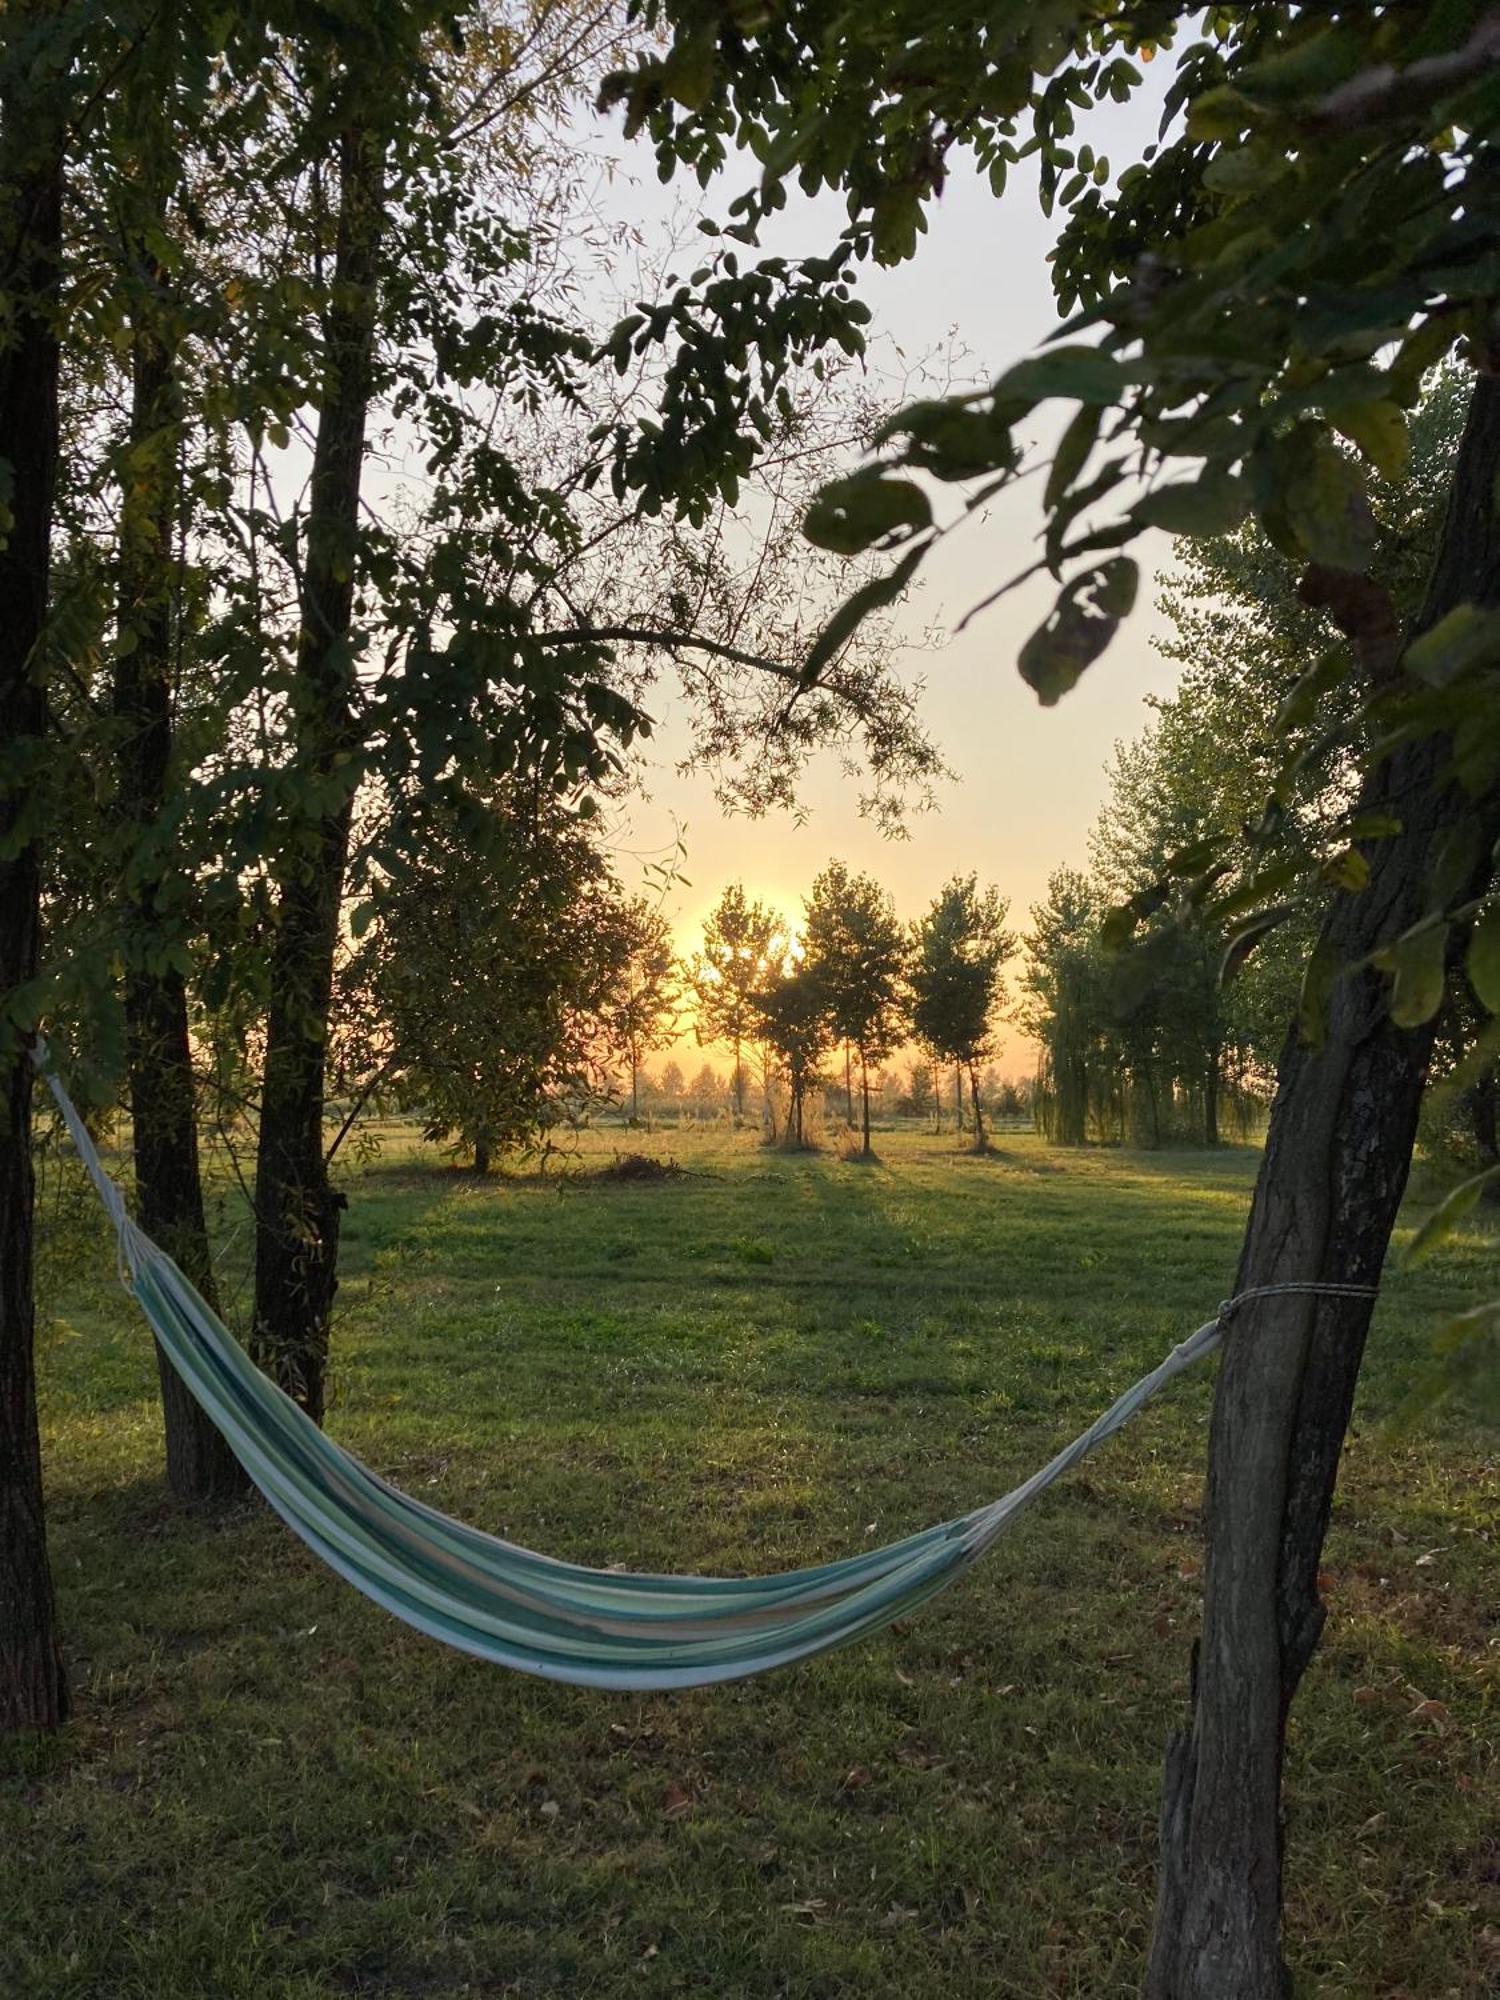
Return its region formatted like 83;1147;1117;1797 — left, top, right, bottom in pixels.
607;8;1500;1992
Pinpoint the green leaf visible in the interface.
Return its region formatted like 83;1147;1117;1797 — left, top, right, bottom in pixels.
992;345;1127;411
1017;558;1138;706
1405;1164;1500;1268
1221;903;1295;985
1298;935;1343;1047
1404;603;1500;687
1385;922;1449;1028
803;475;932;556
1281;431;1374;570
1134;467;1249;538
1331;400;1410;479
797;542;927;689
1322;847;1369;892
1467;903;1500;1013
1043;402;1104;511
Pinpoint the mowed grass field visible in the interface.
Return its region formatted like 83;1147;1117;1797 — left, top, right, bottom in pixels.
5;1122;1497;1999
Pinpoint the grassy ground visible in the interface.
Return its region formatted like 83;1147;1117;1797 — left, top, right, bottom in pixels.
5;1122;1496;1999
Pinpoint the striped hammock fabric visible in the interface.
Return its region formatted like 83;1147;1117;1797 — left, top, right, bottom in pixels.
40;1052;1223;1690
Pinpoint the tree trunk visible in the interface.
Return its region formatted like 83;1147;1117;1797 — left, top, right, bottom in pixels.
1145;373;1500;1999
1203;1045;1220;1149
252;119;384;1426
732;1035;743;1118
844;1043;854;1126
0;14;68;1731
473;1134;492;1175
860;1052;872;1154
115;246;247;1504
969;1062;985;1153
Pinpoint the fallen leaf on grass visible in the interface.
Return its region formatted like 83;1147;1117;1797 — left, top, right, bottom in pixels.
662;1781;694;1819
1408;1698;1452;1729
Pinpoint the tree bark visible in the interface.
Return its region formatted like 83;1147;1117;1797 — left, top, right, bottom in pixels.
1203;1045;1220;1149
860;1051;872;1154
0;9;69;1731
1145;374;1500;1998
115;244;247;1504
252;118;383;1426
969;1061;986;1152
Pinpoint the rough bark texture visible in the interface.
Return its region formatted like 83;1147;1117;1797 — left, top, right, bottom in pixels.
1145;374;1500;1997
115;262;247;1504
251;120;383;1425
0;15;69;1732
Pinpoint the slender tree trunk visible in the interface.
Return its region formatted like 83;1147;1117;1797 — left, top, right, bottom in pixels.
473;1134;491;1175
1467;1068;1499;1169
115;248;247;1504
954;1060;964;1133
1203;1044;1220;1148
1145;374;1500;1999
969;1061;985;1153
732;1034;743;1118
0;13;68;1731
252;119;384;1426
843;1043;854;1126
859;1052;872;1154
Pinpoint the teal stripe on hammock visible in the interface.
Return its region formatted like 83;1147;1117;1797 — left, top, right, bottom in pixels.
40;1049;1224;1690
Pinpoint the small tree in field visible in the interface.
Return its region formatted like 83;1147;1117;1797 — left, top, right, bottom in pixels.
607;903;681;1122
656;1059;686;1114
802;861;906;1157
348;789;633;1174
753;957;832;1147
690;884;781;1119
909;874;1013;1152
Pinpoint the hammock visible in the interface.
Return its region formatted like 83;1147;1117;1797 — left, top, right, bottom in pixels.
39;1049;1227;1690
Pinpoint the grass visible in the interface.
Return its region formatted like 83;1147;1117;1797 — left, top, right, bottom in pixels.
5;1122;1497;1999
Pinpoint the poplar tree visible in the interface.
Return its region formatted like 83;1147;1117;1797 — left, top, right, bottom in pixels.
909;874;1013;1152
802;860;907;1157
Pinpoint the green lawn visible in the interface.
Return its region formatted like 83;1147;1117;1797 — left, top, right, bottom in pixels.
6;1124;1496;1998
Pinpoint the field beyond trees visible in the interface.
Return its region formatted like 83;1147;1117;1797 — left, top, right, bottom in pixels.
5;1125;1494;1999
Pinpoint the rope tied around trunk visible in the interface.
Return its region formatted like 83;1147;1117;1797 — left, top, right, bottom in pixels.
1217;1280;1381;1325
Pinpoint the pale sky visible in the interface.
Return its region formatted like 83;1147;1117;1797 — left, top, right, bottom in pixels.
591;79;1185;1074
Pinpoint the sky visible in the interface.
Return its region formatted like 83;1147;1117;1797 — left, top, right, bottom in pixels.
583;76;1187;1075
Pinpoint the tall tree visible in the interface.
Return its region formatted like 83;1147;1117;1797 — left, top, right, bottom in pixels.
105;0;247;1501
0;0;76;1733
607;8;1500;1988
249;14;412;1420
608;902;681;1123
752;955;832;1147
909;873;1012;1152
802;860;906;1157
690;883;780;1119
